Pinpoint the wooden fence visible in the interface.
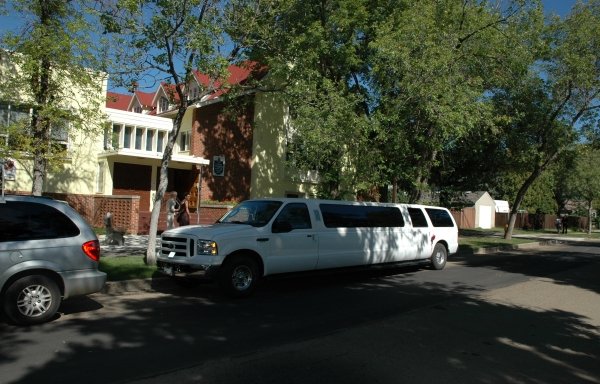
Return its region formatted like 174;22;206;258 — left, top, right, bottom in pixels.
451;208;590;231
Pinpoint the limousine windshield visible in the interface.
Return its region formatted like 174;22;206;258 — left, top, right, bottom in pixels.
218;200;283;227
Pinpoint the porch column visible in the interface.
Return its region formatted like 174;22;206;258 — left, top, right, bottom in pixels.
149;165;157;211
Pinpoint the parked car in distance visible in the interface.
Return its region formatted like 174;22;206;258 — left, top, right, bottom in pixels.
157;198;458;297
0;195;107;325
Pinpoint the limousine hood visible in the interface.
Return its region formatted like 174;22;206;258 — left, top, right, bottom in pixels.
162;223;259;239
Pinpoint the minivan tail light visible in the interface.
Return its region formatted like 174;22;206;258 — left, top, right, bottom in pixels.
83;240;101;262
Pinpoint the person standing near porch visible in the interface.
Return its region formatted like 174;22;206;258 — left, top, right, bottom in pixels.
177;193;191;226
166;191;180;229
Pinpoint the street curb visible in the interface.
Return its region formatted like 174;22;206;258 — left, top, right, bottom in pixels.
469;240;559;255
100;239;578;294
101;276;173;295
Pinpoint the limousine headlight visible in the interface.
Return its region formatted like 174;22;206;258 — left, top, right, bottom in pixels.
197;240;218;256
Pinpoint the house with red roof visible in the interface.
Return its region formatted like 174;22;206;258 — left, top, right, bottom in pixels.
99;62;318;232
1;51;317;233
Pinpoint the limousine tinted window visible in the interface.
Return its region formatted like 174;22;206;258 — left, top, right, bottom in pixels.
425;208;455;227
320;204;404;228
219;200;283;227
273;203;312;230
408;207;429;228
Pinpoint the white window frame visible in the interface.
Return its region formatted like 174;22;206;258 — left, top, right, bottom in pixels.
180;131;190;152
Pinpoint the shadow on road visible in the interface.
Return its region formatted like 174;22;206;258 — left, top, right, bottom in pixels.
1;244;599;384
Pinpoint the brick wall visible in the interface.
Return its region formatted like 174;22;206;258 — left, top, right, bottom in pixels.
192;99;254;202
137;204;232;234
93;195;140;234
44;193;141;234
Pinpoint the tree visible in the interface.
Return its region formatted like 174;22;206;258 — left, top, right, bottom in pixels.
498;1;600;239
566;146;600;234
234;0;382;200
369;0;534;203
100;0;264;264
0;0;106;195
238;0;546;204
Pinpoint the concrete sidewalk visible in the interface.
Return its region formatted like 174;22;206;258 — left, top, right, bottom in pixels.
99;234;154;257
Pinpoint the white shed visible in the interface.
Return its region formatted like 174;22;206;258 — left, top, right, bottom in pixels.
461;191;496;229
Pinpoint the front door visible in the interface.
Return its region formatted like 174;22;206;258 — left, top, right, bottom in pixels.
266;202;318;274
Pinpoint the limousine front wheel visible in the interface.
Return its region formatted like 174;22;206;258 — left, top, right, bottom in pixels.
219;256;259;297
431;244;447;270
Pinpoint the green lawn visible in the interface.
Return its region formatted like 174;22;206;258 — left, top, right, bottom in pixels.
99;256;158;281
99;228;597;282
459;236;532;250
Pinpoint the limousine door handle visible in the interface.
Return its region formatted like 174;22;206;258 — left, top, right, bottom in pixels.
256;238;270;242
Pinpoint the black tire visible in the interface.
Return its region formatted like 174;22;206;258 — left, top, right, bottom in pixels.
219;256;260;298
3;275;61;325
431;243;447;270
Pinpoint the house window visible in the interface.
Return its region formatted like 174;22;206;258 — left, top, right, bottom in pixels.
135;127;143;150
180;131;190;152
124;125;133;148
146;130;154;151
159;97;169;113
0;102;32;147
50;120;69;151
189;86;199;101
133;105;142;113
112;123;121;149
157;131;166;152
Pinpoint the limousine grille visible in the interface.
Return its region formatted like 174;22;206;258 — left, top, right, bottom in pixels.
160;236;194;258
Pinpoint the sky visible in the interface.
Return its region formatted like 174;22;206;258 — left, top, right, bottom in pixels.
0;1;579;33
541;0;578;16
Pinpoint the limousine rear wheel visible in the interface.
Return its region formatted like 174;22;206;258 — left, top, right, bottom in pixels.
219;256;259;297
431;243;447;270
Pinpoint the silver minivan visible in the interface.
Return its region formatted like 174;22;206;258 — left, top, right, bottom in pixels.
0;195;107;325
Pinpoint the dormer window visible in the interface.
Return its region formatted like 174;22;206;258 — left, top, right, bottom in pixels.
189;85;199;101
133;105;142;113
159;97;169;113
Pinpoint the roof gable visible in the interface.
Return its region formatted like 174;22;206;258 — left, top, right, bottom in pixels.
106;92;132;111
192;61;266;101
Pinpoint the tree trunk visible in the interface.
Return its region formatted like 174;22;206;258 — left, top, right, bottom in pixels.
30;1;54;196
588;200;593;235
145;109;185;265
504;153;559;239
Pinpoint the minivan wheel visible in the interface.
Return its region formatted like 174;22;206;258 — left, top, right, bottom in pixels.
431;243;447;270
3;275;61;325
219;256;259;298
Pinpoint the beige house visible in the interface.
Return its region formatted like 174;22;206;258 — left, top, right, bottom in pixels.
2;58;318;232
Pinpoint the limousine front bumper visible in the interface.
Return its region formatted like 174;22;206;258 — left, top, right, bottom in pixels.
156;260;219;278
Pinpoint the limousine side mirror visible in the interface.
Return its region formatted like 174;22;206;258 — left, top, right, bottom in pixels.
272;221;293;233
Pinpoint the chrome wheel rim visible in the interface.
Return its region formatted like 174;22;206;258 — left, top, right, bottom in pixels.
231;265;253;291
435;250;446;265
16;284;53;318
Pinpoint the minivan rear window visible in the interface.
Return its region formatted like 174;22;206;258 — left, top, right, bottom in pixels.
0;201;80;241
424;208;455;227
320;204;404;228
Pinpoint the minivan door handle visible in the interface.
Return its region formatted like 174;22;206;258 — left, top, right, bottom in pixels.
257;238;269;242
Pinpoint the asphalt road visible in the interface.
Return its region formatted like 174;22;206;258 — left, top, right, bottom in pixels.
1;242;599;384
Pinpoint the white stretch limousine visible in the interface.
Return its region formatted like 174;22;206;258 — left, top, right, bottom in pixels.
157;199;459;296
